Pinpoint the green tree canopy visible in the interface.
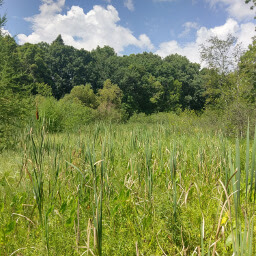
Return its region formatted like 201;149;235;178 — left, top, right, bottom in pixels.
98;79;123;108
45;35;92;99
97;79;124;121
0;0;6;34
0;34;31;149
239;37;256;102
63;83;97;108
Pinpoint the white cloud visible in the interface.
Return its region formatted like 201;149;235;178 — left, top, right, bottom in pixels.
124;0;134;11
179;22;199;37
156;40;199;63
17;0;153;53
206;0;255;21
0;28;11;36
38;0;65;16
155;18;255;63
153;0;176;2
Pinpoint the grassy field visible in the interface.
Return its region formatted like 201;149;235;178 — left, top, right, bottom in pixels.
0;113;255;255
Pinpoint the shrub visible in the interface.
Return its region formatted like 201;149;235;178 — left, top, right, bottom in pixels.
222;99;256;137
0;91;31;151
35;96;96;132
59;98;96;131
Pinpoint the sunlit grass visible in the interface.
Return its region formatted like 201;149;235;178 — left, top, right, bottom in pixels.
0;114;255;255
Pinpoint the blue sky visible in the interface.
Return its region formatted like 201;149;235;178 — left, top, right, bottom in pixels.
0;0;255;63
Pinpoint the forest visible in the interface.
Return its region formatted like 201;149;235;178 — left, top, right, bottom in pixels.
1;0;256;255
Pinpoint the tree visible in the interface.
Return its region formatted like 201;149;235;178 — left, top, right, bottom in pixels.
18;43;53;92
97;79;123;108
52;34;64;45
63;83;97;108
145;75;164;111
160;54;203;110
87;46;117;91
239;37;256;102
156;76;182;112
97;79;124;121
45;35;92;98
200;34;243;75
34;82;52;97
118;64;148;115
200;34;244;109
245;0;256;11
0;6;33;149
124;52;162;77
0;34;31;150
0;0;6;34
0;36;30;92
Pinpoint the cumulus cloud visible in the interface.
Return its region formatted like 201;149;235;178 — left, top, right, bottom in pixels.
17;0;154;53
155;18;255;63
205;0;255;21
0;28;11;36
124;0;134;11
153;0;176;2
178;22;199;38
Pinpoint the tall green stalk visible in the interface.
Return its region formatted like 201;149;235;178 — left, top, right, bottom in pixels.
87;142;103;256
145;142;153;202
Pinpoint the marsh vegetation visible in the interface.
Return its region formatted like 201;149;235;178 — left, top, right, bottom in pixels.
1;113;256;255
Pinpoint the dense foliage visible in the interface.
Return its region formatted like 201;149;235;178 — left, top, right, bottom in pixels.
17;38;205;114
0;0;255;142
1;30;256;147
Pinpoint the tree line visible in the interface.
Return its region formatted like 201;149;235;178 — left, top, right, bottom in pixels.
0;1;256;148
1;34;207;111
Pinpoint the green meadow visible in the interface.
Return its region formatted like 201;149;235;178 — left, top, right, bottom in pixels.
1;113;255;255
1;0;256;254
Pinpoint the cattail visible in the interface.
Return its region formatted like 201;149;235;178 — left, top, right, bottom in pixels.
36;105;39;120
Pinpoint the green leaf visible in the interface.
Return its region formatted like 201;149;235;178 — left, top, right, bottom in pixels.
60;202;67;214
66;217;73;226
0;202;4;212
5;221;15;234
46;205;53;216
225;233;233;247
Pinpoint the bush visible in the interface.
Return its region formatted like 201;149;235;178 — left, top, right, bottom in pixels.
222;100;256;137
0;91;32;151
97;102;126;122
35;96;64;132
59;98;96;131
35;96;96;132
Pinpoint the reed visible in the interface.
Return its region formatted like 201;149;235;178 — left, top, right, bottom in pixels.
87;141;103;256
145;141;153;202
1;117;256;255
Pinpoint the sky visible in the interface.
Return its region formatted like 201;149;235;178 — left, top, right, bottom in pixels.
0;0;255;64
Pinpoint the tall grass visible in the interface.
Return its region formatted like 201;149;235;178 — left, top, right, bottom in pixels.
87;140;104;256
0;114;255;255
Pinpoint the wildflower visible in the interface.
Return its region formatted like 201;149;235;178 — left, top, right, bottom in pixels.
221;212;229;225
